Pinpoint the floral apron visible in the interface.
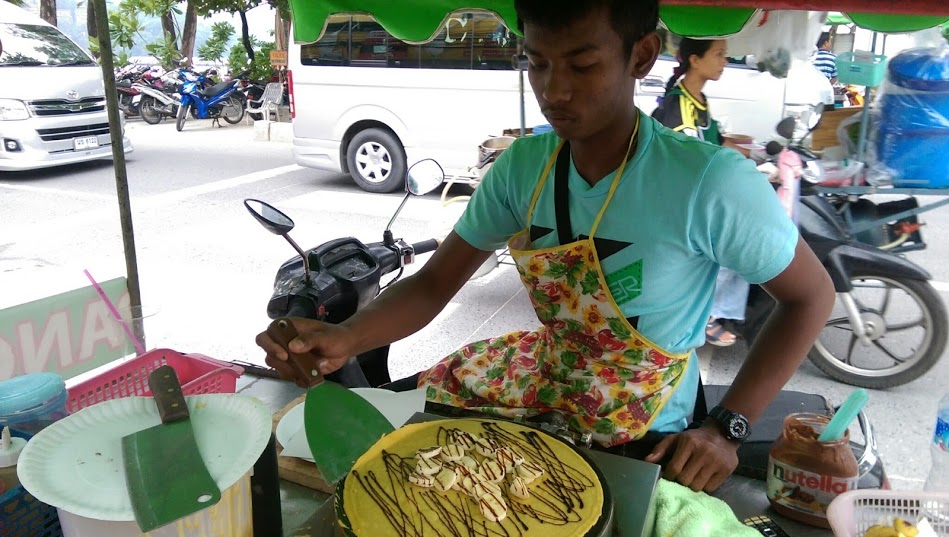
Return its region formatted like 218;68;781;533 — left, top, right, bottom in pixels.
419;119;691;447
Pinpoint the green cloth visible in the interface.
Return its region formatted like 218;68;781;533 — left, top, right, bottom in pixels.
287;0;949;44
652;479;760;537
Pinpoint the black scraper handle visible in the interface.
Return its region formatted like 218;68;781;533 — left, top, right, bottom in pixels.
149;365;190;423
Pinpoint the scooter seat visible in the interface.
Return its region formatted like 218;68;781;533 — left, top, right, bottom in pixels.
116;81;133;89
199;80;235;98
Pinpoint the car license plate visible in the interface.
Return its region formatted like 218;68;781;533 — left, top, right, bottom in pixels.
73;136;99;151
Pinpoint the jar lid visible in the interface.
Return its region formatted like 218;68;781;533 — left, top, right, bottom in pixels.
0;373;66;416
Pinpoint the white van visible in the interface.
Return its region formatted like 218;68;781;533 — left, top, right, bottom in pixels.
0;2;132;172
288;13;831;192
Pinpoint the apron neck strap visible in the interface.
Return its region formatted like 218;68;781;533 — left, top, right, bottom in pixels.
590;115;640;238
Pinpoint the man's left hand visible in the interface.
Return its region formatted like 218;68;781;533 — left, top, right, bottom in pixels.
644;423;738;492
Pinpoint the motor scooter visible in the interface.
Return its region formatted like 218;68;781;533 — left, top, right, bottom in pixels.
737;115;947;389
244;159;444;387
137;69;183;125
176;69;249;131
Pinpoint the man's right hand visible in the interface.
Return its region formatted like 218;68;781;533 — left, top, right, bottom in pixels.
255;317;356;375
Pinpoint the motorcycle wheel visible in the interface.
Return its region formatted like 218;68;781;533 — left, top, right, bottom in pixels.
221;95;245;124
176;103;190;132
140;96;162;125
808;270;947;388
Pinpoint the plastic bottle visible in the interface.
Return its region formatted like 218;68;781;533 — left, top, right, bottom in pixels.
0;426;26;494
924;393;949;491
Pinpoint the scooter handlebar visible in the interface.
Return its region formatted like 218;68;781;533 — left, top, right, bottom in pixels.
412;239;440;255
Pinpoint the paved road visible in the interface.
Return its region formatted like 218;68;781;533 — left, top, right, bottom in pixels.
2;119;946;491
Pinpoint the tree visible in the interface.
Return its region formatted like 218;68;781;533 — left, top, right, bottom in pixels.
40;0;57;26
197;21;234;63
194;0;266;64
227;35;273;80
3;0;27;7
86;0;98;58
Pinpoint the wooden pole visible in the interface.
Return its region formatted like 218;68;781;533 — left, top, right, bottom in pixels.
92;0;144;326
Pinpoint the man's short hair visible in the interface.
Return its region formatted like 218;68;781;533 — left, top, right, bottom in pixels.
514;0;659;59
817;32;832;49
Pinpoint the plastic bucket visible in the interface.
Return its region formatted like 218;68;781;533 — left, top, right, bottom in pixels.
56;473;253;537
0;373;68;435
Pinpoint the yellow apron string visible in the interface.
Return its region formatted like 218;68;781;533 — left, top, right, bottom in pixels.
525;139;565;227
589;115;640;237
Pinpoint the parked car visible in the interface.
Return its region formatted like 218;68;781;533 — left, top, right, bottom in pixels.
0;2;132;172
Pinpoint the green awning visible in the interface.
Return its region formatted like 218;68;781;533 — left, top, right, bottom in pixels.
288;0;949;44
825;12;852;25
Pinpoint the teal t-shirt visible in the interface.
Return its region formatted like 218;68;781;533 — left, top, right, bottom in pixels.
454;112;798;432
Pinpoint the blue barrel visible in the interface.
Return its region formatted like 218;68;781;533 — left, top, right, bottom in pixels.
877;48;949;188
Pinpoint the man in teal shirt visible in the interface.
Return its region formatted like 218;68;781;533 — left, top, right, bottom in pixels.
257;0;835;493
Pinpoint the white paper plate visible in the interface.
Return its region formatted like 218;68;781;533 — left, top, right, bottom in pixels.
275;400;312;462
275;388;426;462
17;393;271;522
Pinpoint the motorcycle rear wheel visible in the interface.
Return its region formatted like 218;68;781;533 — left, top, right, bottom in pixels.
140;96;162;125
176;103;190;132
221;95;245;124
808;270;947;388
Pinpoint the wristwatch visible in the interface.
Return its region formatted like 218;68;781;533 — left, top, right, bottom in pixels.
707;406;752;443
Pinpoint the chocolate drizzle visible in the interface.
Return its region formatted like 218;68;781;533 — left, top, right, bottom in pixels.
349;422;600;537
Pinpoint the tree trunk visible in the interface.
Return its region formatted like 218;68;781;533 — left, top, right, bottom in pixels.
239;9;255;62
161;12;178;47
86;0;98;57
179;0;198;65
40;0;57;26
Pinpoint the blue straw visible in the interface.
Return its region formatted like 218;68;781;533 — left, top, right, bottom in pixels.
819;388;870;442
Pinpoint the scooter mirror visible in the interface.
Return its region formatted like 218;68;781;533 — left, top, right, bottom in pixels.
776;117;797;140
406;159;445;196
244;199;295;236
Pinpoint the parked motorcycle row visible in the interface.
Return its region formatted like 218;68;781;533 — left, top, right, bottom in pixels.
113;63;267;131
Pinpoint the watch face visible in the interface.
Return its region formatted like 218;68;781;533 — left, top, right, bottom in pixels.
729;416;750;439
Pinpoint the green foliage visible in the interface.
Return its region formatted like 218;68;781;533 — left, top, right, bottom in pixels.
4;0;27;7
108;8;144;50
267;0;289;21
197;20;234;62
144;33;181;68
227;35;274;80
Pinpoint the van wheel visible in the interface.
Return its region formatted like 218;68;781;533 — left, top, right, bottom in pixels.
346;128;406;193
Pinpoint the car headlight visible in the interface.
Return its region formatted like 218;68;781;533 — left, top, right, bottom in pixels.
0;100;30;121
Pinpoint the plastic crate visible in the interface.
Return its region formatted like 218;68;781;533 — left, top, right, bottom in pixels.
827;490;949;537
66;348;244;413
836;52;888;87
0;430;61;537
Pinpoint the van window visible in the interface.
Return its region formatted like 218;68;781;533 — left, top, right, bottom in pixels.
300;11;515;71
0;22;95;66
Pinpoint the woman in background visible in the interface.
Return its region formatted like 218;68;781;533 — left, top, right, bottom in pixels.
653;38;749;347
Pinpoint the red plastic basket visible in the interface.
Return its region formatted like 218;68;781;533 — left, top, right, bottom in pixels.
66;348;244;413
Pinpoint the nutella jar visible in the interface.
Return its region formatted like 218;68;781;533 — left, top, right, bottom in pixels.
766;412;859;528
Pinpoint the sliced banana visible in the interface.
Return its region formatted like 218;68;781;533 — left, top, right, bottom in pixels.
474;437;499;458
433;467;458;493
495;447;518;471
472;480;502;500
458;456;479;472
408;472;434;488
509;476;530;501
416;456;442;476
416;446;442;460
516;460;545;483
449;429;478;450
478;490;507;522
442;444;466;462
479;459;505;483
